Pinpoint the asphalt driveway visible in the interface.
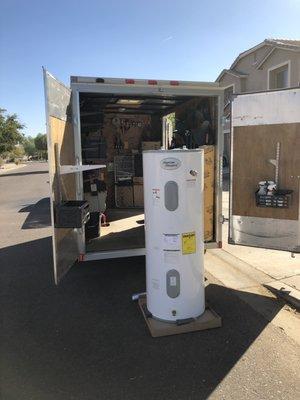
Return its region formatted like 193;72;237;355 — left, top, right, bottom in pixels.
1;163;299;400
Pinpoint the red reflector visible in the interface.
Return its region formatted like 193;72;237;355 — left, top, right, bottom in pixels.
125;79;135;84
170;80;179;86
218;241;222;248
148;80;158;85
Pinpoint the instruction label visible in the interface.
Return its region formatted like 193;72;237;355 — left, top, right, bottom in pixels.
170;276;177;286
186;178;196;189
163;233;180;248
151;278;160;290
152;188;160;206
182;232;196;255
164;250;180;265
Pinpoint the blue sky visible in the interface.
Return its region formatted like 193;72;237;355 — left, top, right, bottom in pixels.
1;0;300;136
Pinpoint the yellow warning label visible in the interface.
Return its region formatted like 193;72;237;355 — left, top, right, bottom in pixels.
182;232;196;255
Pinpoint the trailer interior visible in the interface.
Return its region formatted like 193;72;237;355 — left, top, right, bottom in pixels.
79;92;219;253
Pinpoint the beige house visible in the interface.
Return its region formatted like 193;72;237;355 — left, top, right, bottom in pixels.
216;39;300;164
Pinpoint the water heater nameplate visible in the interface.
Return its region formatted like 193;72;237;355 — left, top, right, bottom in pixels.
164;181;178;211
163;250;180;265
166;269;180;298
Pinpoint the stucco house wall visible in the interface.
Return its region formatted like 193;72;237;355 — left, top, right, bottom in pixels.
219;73;242;92
216;39;300;164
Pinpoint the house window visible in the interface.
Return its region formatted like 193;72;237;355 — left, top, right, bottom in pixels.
268;62;290;89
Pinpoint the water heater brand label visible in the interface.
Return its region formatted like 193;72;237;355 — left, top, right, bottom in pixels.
160;157;181;170
182;232;196;255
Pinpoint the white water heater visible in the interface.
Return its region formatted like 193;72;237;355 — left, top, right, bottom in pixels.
143;149;205;322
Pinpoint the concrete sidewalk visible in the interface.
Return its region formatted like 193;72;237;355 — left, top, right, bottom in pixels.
205;190;300;333
0;162;26;174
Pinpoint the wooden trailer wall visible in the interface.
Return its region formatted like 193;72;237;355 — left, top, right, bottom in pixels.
230;88;300;252
44;71;80;283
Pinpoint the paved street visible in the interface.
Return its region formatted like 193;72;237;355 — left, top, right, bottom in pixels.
1;162;300;400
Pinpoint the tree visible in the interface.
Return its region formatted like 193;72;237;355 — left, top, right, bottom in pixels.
34;133;48;160
0;108;25;155
23;136;36;157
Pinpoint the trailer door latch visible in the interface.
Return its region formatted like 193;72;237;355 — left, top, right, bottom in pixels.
219;214;228;224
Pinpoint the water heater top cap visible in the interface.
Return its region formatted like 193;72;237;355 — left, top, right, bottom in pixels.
143;148;203;154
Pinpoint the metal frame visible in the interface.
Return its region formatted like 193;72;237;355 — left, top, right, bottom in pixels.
84;247;146;261
267;60;291;90
70;79;224;260
71;88;86;255
43;68;58;277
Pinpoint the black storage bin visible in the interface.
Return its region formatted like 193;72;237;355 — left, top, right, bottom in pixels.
55;200;90;228
85;212;100;240
255;190;293;208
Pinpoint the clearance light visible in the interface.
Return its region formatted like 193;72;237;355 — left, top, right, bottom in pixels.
117;99;142;105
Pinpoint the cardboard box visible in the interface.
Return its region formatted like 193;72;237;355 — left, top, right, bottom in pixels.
142;141;161;151
115;186;133;207
133;176;143;184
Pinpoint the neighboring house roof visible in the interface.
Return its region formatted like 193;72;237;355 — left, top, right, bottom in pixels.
230;38;300;69
216;69;248;82
216;38;300;82
267;38;300;47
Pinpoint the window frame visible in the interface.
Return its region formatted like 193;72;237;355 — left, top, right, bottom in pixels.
267;60;291;90
223;84;235;109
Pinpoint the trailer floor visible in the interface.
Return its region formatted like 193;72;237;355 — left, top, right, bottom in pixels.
86;208;145;252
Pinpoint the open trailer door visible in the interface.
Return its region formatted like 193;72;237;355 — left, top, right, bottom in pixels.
43;69;82;284
229;88;300;253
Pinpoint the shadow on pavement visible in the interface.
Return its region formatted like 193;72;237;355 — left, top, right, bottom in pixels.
19;198;51;229
0;170;48;178
0;237;284;400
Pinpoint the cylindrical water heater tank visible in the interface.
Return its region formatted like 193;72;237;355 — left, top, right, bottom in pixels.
143;149;205;322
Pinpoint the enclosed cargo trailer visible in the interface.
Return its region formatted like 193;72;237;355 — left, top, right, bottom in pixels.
43;70;224;283
44;70;300;286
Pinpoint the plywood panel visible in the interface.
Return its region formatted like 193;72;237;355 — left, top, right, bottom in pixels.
49;116;77;250
199;145;215;241
232;123;300;220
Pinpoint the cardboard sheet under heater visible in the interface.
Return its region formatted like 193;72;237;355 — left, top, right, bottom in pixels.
138;295;221;338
